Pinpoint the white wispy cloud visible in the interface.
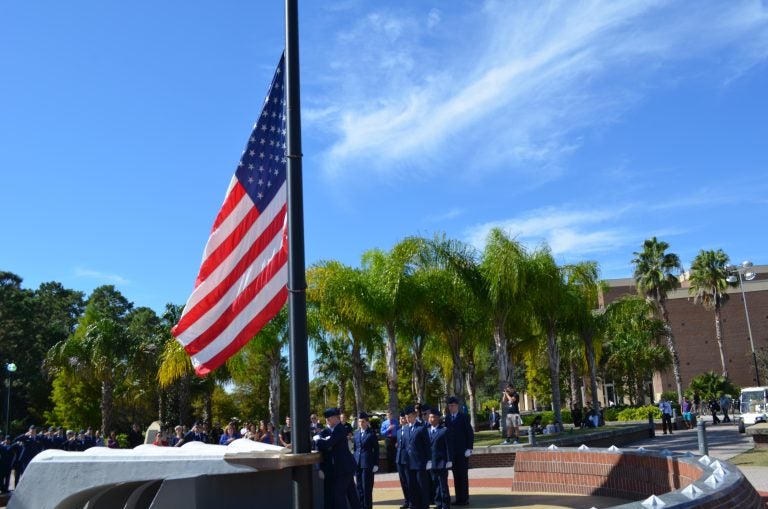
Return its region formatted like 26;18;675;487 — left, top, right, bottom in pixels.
74;268;130;285
310;1;768;182
464;205;636;257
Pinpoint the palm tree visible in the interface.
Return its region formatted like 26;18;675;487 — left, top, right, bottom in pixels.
307;260;382;418
235;306;289;428
158;331;195;426
601;296;670;404
688;249;732;378
526;247;571;425
565;261;605;409
47;286;134;435
421;229;527;392
632;237;684;404
357;243;420;417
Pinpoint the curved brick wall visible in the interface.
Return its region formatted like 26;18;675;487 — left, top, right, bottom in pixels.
511;447;763;508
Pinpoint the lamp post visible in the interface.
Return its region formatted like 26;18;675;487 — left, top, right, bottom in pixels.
726;261;759;386
5;362;17;435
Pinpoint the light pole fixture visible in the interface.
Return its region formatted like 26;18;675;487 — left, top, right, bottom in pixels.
726;261;759;386
5;362;17;435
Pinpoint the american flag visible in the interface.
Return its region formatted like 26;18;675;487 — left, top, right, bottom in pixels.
172;55;288;376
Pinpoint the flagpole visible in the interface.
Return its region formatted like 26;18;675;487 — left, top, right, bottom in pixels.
285;1;313;508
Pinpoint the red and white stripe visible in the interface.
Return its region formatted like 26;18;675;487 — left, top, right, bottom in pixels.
173;176;288;375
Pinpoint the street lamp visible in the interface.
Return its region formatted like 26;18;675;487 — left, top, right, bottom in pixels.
726;261;759;386
5;362;17;435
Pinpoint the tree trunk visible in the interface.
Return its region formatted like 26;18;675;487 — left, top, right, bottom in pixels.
337;379;346;414
714;304;728;378
546;323;562;425
448;330;463;399
351;339;365;418
411;336;426;404
269;352;281;428
385;323;399;418
583;330;600;409
493;321;511;391
569;360;579;407
101;379;114;436
179;374;192;426
659;299;683;405
158;389;166;426
464;360;477;430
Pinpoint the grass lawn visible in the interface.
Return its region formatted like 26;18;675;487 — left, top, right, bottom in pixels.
378;424;643;450
472;427;609;447
730;448;768;467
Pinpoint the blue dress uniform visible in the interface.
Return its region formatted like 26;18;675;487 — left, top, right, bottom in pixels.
352;413;379;509
14;425;44;480
395;413;410;509
445;396;474;506
1;436;17;494
404;406;431;509
427;408;453;509
314;407;360;509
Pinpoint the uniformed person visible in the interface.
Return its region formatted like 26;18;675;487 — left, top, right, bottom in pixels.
313;407;360;509
352;412;379;509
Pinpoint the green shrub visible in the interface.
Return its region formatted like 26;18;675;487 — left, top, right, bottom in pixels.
616;405;661;421
603;407;620;422
521;410;572;426
117;433;130;448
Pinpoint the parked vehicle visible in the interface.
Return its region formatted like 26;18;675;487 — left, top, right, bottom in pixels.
738;386;768;433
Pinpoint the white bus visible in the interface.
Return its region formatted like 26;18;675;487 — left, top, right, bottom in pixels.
739;386;768;433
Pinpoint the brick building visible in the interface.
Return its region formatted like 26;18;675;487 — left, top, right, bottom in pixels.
602;264;768;400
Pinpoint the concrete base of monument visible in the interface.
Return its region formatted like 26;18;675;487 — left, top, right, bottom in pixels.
8;439;322;509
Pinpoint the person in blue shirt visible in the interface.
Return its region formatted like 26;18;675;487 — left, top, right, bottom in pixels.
219;421;242;445
380;410;398;473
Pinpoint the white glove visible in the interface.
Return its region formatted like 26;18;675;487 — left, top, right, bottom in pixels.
312;435;321;442
464;449;471;458
373;465;378;473
317;470;325;480
426;461;432;470
446;461;453;469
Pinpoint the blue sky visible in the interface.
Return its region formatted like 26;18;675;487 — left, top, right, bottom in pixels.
2;0;767;314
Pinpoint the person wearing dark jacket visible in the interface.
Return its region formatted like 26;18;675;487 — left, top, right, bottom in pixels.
353;412;380;509
313;407;360;509
404;405;431;509
428;408;453;509
395;412;410;509
14;425;44;480
445;396;474;506
1;435;17;494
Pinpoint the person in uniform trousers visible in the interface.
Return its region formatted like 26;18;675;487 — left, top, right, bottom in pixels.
404;405;431;509
427;408;453;509
353;412;379;509
445;396;473;506
313;407;360;509
14;424;44;480
395;412;410;509
1;435;17;494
